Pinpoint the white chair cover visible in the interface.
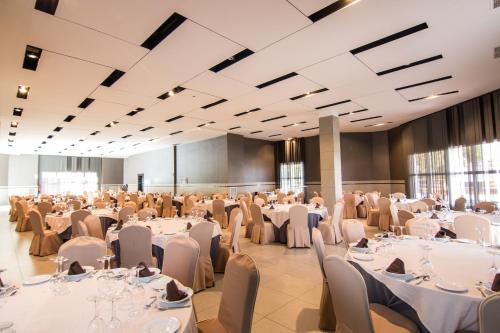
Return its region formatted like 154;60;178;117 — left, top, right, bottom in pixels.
341;219;365;247
287;205;311;248
58;236;106;270
405;217;440;238
190;222;215;292
454;214;491;242
162;237;200;289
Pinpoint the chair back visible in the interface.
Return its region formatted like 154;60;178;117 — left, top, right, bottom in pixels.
184;196;196;213
249;204;265;227
312;228;327;276
289;205;308;229
83;215;104;239
479;294;500;333
254;197;265;206
76;221;89;236
296;192;305;204
58;236;106;270
70;210;91;237
124;201;137;212
129;193;139;206
213;199;226;219
277;192;286;204
68;200;81;210
137;208;156;221
29;210;44;236
118;225;153;268
475;202;496;213
189;222;215;258
38;201;52;221
389;203;399;226
405;217;440;237
310;196;325;206
118;206;135;222
412;200;429;212
341;219;365;246
398;209;415;227
103;192;111;202
323;255;374;333
366;192;379;209
162;237;200;289
421;198;436;209
94;201;106;209
117;192;125;206
162;194;172;207
229;209;243;253
15;200;26;225
257;193;268;203
240;200;251;225
378;197;391;216
284;195;296;204
146;193;155;209
454;214;491;242
454;197;466;211
393;192;406;199
218;253;260;333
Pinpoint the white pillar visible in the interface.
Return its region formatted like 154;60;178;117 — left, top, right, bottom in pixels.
319;115;342;214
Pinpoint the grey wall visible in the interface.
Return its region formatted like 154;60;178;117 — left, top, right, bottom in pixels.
0;154;9;186
102;158;124;185
123;147;174;192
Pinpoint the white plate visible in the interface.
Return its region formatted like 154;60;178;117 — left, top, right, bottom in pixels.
150;276;173;291
159;284;194;306
349;243;370;253
403;235;419;240
455;238;475;244
135;267;161;283
382;270;414;281
142;317;180;333
436;280;468;293
23;274;52;285
434;236;450;243
63;266;94;281
351;253;374;261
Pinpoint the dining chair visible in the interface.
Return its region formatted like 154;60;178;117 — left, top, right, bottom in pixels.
240;200;254;238
454;197;466;211
215;209;243;273
118;225;157;268
117;192;125;207
118;206;134;223
15;200;31;232
378;197;392;231
129;193;140;211
357;195;368;218
277;192;286;204
123;201;137;212
343;193;357;219
213;199;229;228
405;217;440;238
161;194;175;217
190;222;215;292
70;209;91;238
284;195;296;204
76;220;89;236
183;196;196;216
137;208;156;221
257;193;268;203
323;255;419;333
397;210;415;229
393;192;406;199
68;199;81;210
287;205;311;248
249;203;274;245
37;201;52;223
390;203;400;226
197;253;260;333
254;197;265;207
312;228;336;331
94;201;106;209
474;202;496;213
58;236;106;270
421;198;436;210
8;196;18;222
83;215;104;239
29;210;62;257
411;200;429;213
366;193;380;227
162;237;200;289
318;202;343;245
310;196;325;206
341;219;366;248
454;215;491;242
479;293;500;333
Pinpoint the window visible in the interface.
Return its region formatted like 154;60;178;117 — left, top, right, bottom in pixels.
409;141;500;207
40;171;98;195
280;162;304;194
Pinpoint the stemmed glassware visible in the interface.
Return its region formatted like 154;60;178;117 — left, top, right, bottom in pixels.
475;227;488;247
0;269;15;333
87;295;105;332
97;255;115;271
419;244;435;277
487;249;499;284
50;256;69;296
98;274;125;331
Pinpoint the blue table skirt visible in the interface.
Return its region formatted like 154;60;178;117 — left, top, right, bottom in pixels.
264;213;322;244
350;261;429;333
58;216;117;242
110;235;221;270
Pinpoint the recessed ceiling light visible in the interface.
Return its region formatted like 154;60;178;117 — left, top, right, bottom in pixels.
79;139;85;142
17;85;30;99
106;121;119;128
148;138;158;142
13;108;23;116
8;145;13;147
47;135;53;139
27;54;38;59
8;139;14;143
54;126;63;132
425;94;440;100
168;90;174;97
373;123;386;127
8;132;16;136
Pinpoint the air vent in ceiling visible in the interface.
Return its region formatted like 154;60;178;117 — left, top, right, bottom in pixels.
495;46;500;58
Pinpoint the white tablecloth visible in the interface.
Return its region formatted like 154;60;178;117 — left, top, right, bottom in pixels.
393;199;420;212
349;238;494;333
195;199;237;214
261;204;329;228
105;218;222;249
3;274;196;333
45;209;119;234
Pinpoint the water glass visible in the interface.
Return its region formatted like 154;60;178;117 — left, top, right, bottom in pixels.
87;295;105;333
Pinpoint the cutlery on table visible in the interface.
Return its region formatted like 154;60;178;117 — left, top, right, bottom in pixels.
157;305;191;311
144;296;157;309
476;286;487;298
415;275;430;285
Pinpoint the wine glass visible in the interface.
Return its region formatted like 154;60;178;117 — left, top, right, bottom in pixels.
50;256;69;296
0;270;15;333
419;244;435;277
98;275;125;331
486;249;499;284
87;295;105;332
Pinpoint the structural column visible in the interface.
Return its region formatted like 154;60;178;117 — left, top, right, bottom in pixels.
319;115;342;214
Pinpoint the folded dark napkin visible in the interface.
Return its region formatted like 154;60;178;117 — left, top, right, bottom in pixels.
386;258;405;274
492;274;500;292
146;226;151;230
355;238;368;248
152;214;156;219
415;209;421;214
68;261;85;275
0;277;4;287
205;216;214;223
201;199;205;203
112;208;118;213
475;208;481;213
52;209;56;213
435;227;457;239
138;262;154;277
269;205;275;210
430;212;439;219
315;203;321;209
287;200;292;204
397;198;401;203
57;211;63;216
115;220;124;231
186;222;192;230
166;280;187;301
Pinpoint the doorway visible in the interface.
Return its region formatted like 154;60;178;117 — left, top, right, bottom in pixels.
137;173;144;192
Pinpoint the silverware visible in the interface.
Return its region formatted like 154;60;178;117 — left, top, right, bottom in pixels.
415;275;431;285
157;305;191;311
406;275;424;283
476;286;487;298
144;296;157;309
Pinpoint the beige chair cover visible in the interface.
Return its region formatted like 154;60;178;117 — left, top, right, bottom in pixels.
454;197;466;211
421;198;436;210
118;206;135;222
478;293;500;333
118;225;156;268
377;197;392;231
257;193;268;203
318;202;343;245
366;193;380;227
103;192;111;203
215;209;243;273
284;195;296;204
405;217;440;238
15;200;31;232
454;214;491;242
393;192;406;199
68;199;81;210
137;208;156;221
312;228;336;331
29;210;62;256
162;237;200;289
389;203;400;226
198;253;260;333
241;200;254;238
343;193;357;219
357;195;368;218
323;255;419;333
296;192;305;204
249;203;274;245
190;222;215;292
117;192;125;207
129;193;140;211
475;202;496;213
287;205;311;248
83;215;104;239
397;210;415;230
213;199;229;228
277;192;286;204
310;197;325;205
161;194;175;217
37;201;52;224
8;196;18;222
58;236;106;270
76;220;89;236
183;196;196;216
70;210;91;237
254;197;265;206
366;192;380;209
411;200;429;213
341;219;366;247
146;193;161;216
124;201;137;212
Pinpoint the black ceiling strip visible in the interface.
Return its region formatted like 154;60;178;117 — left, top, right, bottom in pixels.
309;0;359;23
127;110;139;116
209;49;254;73
47;135;53;139
140;126;154;132
78;98;95;109
408;90;459;102
350;116;382;123
282;121;306;128
352;108;368;113
133;143;141;146
269;134;281;137
90;131;100;136
101;69;125;87
228;126;241;130
108;141;115;144
301;127;320;132
23;45;42;71
8;132;16;136
234;111;248;117
439;90;459;96
122;135;132;139
338;112;350;117
261;115;287;123
315;99;352;110
34;0;59;15
250;130;263;134
13;108;23;117
395;75;453;91
64;115;76;122
290;88;329;100
248;108;261;112
255;72;298;89
201;99;227;109
141;12;186;50
377;54;443;76
54;126;62;132
157;86;185;100
166;115;184;122
170;130;183;135
350;23;428;55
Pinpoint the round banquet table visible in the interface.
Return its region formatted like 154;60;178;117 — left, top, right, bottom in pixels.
349;238;497;333
195;199;239;217
2;273;196;333
106;218;222;269
393;198;421;212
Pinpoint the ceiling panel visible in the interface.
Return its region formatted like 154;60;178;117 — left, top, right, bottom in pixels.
183;71;256;99
262;100;314;115
287;0;338;16
90;86;159;109
397;79;459;100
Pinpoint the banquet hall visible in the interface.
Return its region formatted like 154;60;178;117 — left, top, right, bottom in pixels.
1;0;500;332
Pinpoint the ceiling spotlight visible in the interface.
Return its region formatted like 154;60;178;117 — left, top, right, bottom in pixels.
8;139;14;143
168;90;174;97
373;123;386;127
13;108;23;116
27;54;38;59
292;123;299;126
425;94;440;100
227;56;235;61
17;85;30;99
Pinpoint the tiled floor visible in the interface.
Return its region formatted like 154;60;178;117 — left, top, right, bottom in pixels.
1;206;377;332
